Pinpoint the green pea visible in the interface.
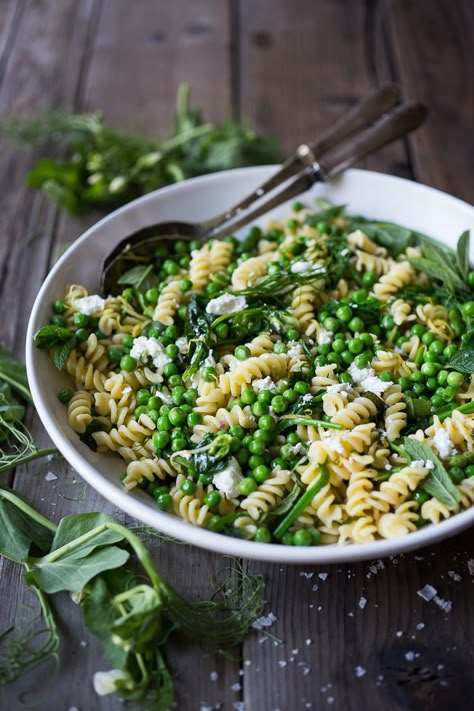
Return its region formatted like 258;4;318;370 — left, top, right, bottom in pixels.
315;355;328;367
381;314;395;330
420;362;437;377
323;317;339;332
157;415;172;431
412;383;425;396
204;490;221;508
107;346;122;363
293;529;313;546
254;526;272;543
286;329;300;341
361;271;377;288
168;374;183;388
252;401;269;417
332;338;345;354
283;388;298;403
281;532;294;545
136;388;151;406
449;467;465;484
461;301;474;317
273;341;288;354
413;489;429;505
447;371;463;388
444;385;457;400
354;353;371;369
422;331;435;346
437;370;448;385
430;395;444;409
229;425;246;439
248;454;265;469
235;345;251;361
53;299;67;314
348;338;364;354
230;399;244;409
153;431;170;450
426;377;438;391
120;354;137;372
294;381;309;395
238;477;257;496
258;390;273;405
179;278;193;292
271;395;287;414
360;332;373;346
215;323;229;339
428;340;444;356
308;528;321;545
156;493;172;510
241;389;258;406
181;479;197;495
58;388;74;404
379;371;393;383
184;388;198;405
171;386;186;405
73;312;89;328
348;316;364;332
171;437;187;452
351;289;368;304
258;414;275;431
51;315;67;327
411;324;425;338
254;465;270;483
339;372;352;384
159;404;171;415
253;429;273;444
121;288;134;303
249;439;265;456
465;465;474;477
134;406;148;419
468;271;474;287
316;221;328;234
168;407;186;425
145;288;159;304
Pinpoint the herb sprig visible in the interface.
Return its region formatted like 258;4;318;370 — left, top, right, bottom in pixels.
0;487;265;707
3;83;281;215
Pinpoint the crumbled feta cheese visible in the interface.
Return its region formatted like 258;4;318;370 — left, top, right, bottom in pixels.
411;459;435;470
287;342;305;359
93;669;130;696
302;393;313;403
206;294;247;315
358;375;393;395
291;260;313;273
326;383;354;394
212;457;243;499
130;337;171;373
175;336;188;353
432;429;457;458
317;328;332;345
290;443;306;456
348;363;376;383
74;294;106;315
321;432;346;455
252;376;274;392
417;584;437;602
202;351;216;369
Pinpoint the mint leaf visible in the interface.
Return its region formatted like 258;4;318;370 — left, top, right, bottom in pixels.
402;437;460;509
53;337;75;370
117;264;158;292
34;324;73;349
448;349;474;374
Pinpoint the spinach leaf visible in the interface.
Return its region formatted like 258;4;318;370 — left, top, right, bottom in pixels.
173;433;232;476
448;349;474;374
402;437;460;509
456;230;471;282
183;295;211;380
27;545;130;594
34;324;73;349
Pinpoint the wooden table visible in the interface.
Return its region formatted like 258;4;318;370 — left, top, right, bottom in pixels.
1;2;473;710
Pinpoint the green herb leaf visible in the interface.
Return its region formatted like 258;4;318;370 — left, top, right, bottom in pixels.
402;437;460;509
0;489;54;562
350;220;413;255
456;230;470;282
305;204;345;227
28;545;130;594
53;336;75;370
117;264;158;292
34;324;73;349
0;347;31;402
448;349;474;374
51;512;126;556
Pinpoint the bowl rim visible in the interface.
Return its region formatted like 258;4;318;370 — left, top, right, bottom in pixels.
26;166;474;564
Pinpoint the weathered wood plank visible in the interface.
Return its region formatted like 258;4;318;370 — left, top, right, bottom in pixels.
385;0;474;202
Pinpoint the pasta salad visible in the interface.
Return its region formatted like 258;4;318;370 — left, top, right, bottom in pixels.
34;201;474;546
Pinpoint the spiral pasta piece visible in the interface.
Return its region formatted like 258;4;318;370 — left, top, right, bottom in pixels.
240;470;290;519
153;279;182;325
68;391;94;433
373;261;414;301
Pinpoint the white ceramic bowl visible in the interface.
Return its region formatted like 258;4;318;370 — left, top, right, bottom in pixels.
26;167;474;563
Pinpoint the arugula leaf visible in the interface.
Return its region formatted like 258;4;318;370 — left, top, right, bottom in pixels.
456;230;471;282
402;437;460;509
34;324;73;349
448;349;474;374
27;545;130;594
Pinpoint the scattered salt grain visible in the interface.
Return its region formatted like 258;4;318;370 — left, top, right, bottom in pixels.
233;703;245;711
210;671;218;681
252;612;277;630
318;573;328;581
405;651;417;661
396;631;403;638
312;584;319;592
244;660;252;667
358;597;367;609
231;683;242;692
448;570;462;582
354;666;366;678
417;584;437;602
80;640;88;648
45;471;58;482
327;697;335;705
299;571;315;579
305;638;312;646
434;596;453;612
468;559;474;576
278;661;287;668
416;623;425;630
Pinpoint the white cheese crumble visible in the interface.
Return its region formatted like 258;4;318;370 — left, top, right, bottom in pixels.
206;294;247;315
411;459;435;470
212;457;243;499
74;294;106;315
291;260;313;273
252;376;275;392
129;337;171;372
287;341;305;359
326;383;354;394
432;429;457;458
175;336;188;353
202;351;217;370
347;363;392;395
317;328;332;345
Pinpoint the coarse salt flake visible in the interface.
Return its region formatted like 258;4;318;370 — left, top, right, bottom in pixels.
358;596;367;609
45;471;58;482
354;666;366;678
417;584;437;602
252;611;277;630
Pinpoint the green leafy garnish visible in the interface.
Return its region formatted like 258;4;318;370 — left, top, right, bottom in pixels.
448;349;474;374
402;437;460;509
34;324;75;370
3;83;281;215
0;488;265;707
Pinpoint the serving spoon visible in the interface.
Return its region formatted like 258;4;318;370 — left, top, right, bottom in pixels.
102;85;427;294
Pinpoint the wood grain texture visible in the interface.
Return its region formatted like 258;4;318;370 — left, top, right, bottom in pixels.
385;0;474;202
0;1;473;710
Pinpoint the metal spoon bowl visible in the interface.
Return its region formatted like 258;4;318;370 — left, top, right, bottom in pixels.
101;87;427;294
